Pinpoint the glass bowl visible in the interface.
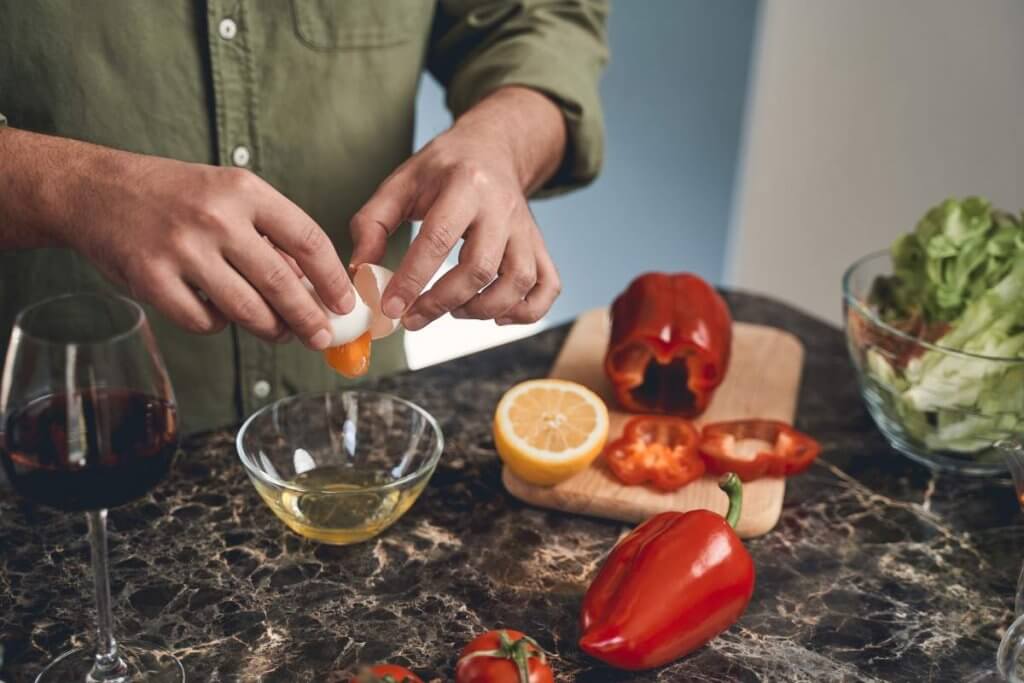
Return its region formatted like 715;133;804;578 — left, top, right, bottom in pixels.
236;390;443;544
844;251;1024;476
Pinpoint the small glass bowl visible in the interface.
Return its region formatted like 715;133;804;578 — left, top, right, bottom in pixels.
844;251;1024;476
236;390;443;544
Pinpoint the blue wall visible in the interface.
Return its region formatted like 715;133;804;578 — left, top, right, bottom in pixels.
415;0;759;325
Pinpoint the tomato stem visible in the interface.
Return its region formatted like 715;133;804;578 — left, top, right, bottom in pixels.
718;472;743;528
519;634;546;664
459;631;540;683
499;631;530;683
512;645;530;683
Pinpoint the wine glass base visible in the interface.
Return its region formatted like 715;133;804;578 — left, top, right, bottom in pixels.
35;641;184;683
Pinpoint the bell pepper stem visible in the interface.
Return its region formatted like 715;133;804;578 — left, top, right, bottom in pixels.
718;472;743;528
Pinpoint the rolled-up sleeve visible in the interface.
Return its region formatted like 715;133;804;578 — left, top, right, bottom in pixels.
427;0;609;197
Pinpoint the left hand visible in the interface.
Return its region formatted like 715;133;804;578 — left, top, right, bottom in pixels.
349;87;566;331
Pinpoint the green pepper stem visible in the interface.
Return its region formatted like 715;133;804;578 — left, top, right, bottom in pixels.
719;472;743;528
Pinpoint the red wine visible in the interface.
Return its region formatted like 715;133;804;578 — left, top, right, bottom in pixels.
0;389;178;511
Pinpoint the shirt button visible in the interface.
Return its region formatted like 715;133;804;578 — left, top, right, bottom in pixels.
253;380;271;399
218;18;238;40
231;145;251;167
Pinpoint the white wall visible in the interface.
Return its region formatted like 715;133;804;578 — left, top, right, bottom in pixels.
727;0;1024;325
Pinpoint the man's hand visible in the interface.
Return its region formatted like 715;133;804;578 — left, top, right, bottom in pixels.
0;128;354;350
349;86;568;331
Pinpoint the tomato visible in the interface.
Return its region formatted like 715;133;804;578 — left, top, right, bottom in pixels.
349;664;423;683
456;629;554;683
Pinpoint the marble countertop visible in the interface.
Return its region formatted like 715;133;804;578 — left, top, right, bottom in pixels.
1;292;1021;682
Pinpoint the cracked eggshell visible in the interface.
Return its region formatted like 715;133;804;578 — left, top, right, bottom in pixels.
302;278;371;347
353;263;401;340
302;264;400;347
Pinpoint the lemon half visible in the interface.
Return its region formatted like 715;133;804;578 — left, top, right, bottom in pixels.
494;379;610;486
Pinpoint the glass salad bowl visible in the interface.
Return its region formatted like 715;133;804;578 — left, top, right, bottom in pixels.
236;390;443;544
844;251;1024;476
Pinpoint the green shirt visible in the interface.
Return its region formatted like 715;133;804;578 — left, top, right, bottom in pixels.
0;1;607;434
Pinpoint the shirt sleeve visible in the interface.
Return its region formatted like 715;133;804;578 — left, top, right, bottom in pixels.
0;113;7;127
427;0;609;198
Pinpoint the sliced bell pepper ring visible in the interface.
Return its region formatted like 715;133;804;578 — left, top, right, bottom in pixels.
604;416;705;492
699;419;821;481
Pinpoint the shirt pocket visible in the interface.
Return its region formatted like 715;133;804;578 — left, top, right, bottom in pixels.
291;0;428;50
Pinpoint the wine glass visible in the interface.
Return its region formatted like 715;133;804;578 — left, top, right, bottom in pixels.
0;293;184;682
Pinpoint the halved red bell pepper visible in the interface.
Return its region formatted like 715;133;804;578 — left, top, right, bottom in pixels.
699;419;821;481
579;473;755;670
604;416;704;492
605;273;732;417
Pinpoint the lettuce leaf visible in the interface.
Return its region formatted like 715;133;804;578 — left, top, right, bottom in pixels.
866;197;1024;453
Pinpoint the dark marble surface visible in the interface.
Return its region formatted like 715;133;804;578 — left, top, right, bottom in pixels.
2;292;1022;682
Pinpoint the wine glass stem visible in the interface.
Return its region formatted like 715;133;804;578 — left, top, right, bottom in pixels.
87;510;127;680
1017;562;1024;619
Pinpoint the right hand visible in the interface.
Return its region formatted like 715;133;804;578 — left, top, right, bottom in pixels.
63;149;355;350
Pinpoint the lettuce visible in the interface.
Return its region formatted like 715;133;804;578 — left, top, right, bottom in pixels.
867;197;1024;453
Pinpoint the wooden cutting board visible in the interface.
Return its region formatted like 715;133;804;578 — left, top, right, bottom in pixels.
502;308;805;538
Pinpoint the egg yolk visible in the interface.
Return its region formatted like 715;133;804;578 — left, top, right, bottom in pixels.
323;330;372;378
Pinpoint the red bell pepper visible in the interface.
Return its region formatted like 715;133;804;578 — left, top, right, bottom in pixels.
846;306;950;370
604;415;704;491
579;473;755;670
699;419;821;481
605;273;732;417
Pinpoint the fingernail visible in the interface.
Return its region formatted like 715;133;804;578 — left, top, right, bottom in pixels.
451;308;467;319
496;318;513;326
333;289;355;315
403;313;427;331
310;329;333;350
382;295;407;319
